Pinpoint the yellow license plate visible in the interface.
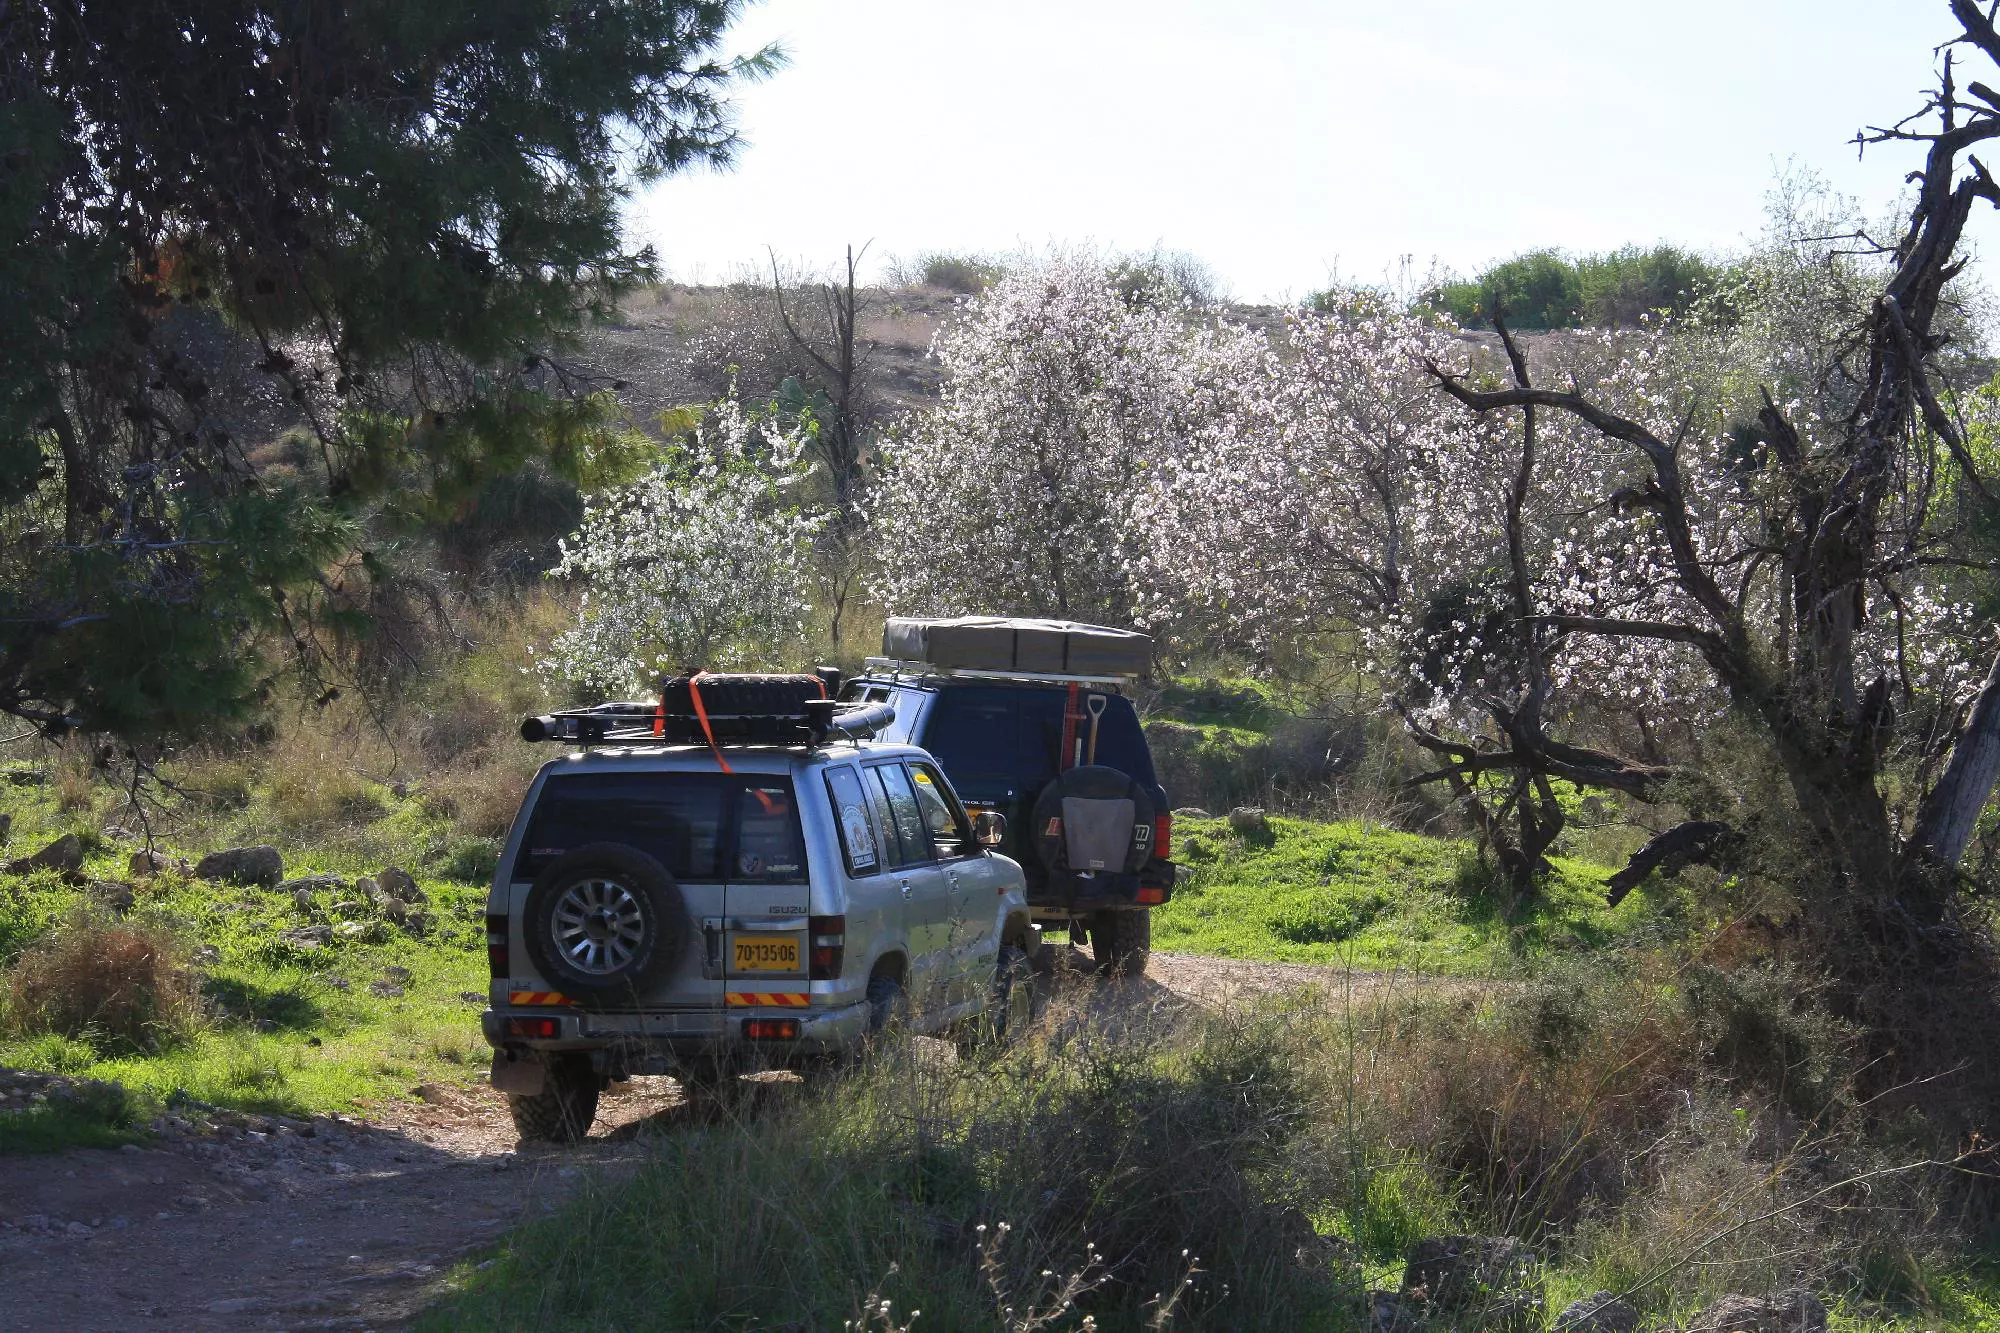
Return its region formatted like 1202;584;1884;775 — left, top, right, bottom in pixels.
732;935;800;972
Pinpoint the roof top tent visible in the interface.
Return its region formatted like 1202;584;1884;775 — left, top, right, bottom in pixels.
874;616;1153;690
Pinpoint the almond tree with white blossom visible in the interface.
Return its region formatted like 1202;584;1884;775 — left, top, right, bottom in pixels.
868;255;1266;632
540;397;824;692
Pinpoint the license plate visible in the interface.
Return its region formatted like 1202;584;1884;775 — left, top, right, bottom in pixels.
731;935;800;972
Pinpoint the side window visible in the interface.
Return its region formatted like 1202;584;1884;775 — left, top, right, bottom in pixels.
908;762;973;859
870;763;933;867
823;766;881;876
732;783;807;883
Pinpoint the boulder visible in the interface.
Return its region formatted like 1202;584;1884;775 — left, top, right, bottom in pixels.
195;845;284;887
281;875;345;914
373;866;425;904
86;880;135;914
279;926;333;950
1553;1291;1641;1333
332;921;371;941
99;824;137;842
11;834;84;875
1366;1290;1419;1331
1401;1236;1542;1331
1226;806;1268;835
1172;807;1214;820
128;849;190;878
1686;1290;1827;1333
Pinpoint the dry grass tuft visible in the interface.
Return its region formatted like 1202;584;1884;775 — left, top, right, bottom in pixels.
5;913;202;1053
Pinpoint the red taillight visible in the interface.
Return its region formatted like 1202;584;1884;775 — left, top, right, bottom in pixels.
486;913;510;978
808;914;846;980
1135;886;1166;905
744;1018;800;1040
505;1016;560;1040
1153;813;1172;861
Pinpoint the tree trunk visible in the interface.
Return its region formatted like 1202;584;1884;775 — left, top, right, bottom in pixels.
1913;645;2000;866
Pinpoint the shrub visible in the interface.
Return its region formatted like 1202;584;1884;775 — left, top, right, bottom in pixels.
1430;245;1725;330
4;913;201;1054
894;251;1003;294
425;758;534;839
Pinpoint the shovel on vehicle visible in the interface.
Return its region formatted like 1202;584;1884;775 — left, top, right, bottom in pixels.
1085;693;1106;765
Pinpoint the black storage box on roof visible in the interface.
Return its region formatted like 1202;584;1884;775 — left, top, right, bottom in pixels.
651;672;826;744
882;617;1152;677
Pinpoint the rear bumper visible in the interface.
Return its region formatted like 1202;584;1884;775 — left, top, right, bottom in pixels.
482;998;872;1073
1027;861;1175;916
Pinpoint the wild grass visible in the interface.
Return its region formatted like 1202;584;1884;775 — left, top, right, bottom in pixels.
4;912;201;1052
418;969;1993;1331
1155;814;1651;972
0;791;494;1140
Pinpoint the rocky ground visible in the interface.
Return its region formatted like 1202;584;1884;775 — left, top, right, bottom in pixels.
0;951;1367;1332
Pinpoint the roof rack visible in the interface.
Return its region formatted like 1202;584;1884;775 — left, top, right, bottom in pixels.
520;697;896;748
862;657;1136;692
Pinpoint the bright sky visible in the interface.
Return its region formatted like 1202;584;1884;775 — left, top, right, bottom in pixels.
631;0;1985;302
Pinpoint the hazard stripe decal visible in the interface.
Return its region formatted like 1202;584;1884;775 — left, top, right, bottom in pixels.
725;992;809;1008
508;991;575;1006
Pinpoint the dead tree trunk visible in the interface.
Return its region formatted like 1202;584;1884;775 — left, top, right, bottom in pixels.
1913;644;2000;866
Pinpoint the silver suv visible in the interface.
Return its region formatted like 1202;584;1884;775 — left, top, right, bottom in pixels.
481;678;1036;1141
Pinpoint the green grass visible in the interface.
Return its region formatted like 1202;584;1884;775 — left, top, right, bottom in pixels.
1156;815;1654;973
0;778;495;1147
1827;1267;2000;1331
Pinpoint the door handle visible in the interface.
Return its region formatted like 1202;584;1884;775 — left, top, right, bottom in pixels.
899;879;913;899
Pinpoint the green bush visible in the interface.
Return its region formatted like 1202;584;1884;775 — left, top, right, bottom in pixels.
1431;245;1725;330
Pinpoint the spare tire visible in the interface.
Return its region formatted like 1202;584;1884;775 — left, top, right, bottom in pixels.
1029;765;1157;875
522;843;686;1003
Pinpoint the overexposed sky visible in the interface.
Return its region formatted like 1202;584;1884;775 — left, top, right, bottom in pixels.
631;0;1983;301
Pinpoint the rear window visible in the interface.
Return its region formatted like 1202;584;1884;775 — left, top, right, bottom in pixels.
514;773;804;883
921;686;1156;792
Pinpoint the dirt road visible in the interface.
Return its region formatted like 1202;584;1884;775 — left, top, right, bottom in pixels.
0;952;1376;1331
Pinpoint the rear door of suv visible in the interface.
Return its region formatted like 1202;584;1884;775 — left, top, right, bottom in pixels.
720;778;812;1002
508;770;730;1008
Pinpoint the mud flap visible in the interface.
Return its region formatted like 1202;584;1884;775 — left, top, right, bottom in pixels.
489;1049;545;1096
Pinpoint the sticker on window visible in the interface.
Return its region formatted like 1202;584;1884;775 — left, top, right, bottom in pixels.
842;802;878;869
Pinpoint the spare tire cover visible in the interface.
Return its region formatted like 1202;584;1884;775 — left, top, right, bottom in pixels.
522;843;687;1003
1029;765;1157;875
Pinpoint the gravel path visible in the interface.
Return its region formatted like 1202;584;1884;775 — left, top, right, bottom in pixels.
0;952;1382;1331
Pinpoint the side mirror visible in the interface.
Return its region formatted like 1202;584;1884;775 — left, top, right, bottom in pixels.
973;810;1007;848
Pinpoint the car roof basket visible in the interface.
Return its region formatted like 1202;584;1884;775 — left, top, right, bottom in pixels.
862;657;1136;692
521;675;896;749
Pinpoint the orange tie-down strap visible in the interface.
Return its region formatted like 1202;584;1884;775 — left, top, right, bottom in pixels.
725;991;809;1008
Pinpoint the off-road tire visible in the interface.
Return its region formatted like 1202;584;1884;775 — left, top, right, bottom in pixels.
1090;909;1151;977
522;844;685;1004
986;944;1041;1044
507;1056;600;1143
866;973;909;1035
